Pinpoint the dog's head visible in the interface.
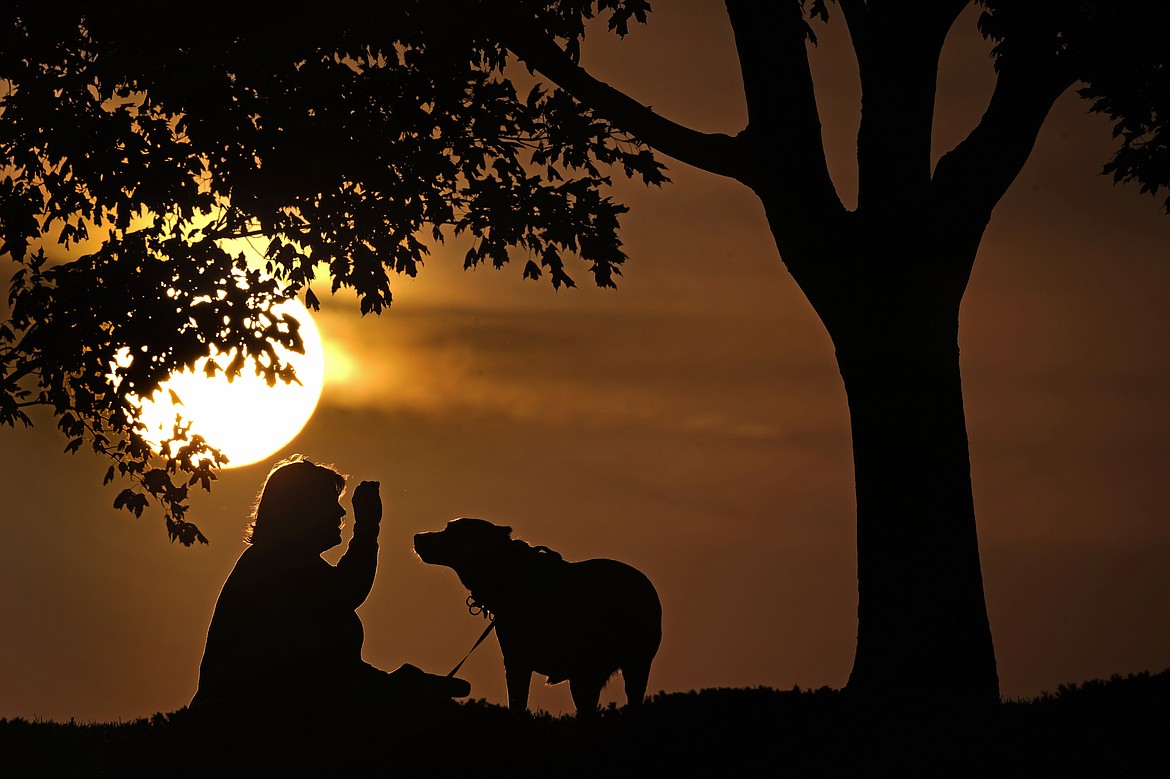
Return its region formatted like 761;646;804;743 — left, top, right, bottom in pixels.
413;517;514;572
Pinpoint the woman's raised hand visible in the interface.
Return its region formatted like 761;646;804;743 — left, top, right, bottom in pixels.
352;480;382;527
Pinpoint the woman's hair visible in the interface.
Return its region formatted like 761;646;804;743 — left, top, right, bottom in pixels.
244;454;347;545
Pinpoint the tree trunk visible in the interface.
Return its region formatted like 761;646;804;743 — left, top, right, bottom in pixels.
833;310;999;706
762;199;1000;705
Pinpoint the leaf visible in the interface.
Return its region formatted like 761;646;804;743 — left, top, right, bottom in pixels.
114;489;134;511
166;517;209;546
225;350;246;381
142;468;169;494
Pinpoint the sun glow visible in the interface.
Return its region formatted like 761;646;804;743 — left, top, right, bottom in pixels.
130;299;326;468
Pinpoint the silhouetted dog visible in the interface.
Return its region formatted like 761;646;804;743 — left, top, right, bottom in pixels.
414;518;661;714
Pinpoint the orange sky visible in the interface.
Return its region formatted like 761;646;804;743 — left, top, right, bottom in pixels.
2;3;1169;720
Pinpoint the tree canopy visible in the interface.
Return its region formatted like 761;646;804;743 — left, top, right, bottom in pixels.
0;2;672;542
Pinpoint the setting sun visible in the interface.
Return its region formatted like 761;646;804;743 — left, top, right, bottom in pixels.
131;299;326;468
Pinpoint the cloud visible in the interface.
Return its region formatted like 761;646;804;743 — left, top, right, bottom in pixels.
312;303;848;449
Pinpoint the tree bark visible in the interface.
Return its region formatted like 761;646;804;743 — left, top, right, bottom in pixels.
833;310;999;706
762;198;999;706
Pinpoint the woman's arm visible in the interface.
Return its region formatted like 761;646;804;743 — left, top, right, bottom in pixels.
334;480;381;609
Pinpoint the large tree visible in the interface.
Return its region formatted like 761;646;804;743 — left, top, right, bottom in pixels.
1;1;1166;705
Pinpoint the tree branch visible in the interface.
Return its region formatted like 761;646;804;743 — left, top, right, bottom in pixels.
498;11;747;181
1;359;40;388
723;0;843;215
836;0;869;46
932;55;1073;225
851;2;969;216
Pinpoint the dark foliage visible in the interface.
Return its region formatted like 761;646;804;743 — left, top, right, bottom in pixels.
976;0;1170;211
0;1;665;541
1;672;1165;778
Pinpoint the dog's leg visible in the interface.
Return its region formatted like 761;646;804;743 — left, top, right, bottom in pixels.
569;674;605;716
621;656;653;709
504;661;532;713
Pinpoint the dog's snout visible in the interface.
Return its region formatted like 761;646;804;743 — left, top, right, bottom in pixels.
413;531;440;563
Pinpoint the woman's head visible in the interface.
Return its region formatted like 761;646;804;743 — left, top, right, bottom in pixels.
246;455;347;549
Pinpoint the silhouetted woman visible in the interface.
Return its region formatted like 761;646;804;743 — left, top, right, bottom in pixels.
191;455;469;711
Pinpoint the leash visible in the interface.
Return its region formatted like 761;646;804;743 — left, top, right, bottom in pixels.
446;595;497;678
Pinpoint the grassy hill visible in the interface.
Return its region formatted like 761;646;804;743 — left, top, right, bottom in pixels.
3;671;1165;777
